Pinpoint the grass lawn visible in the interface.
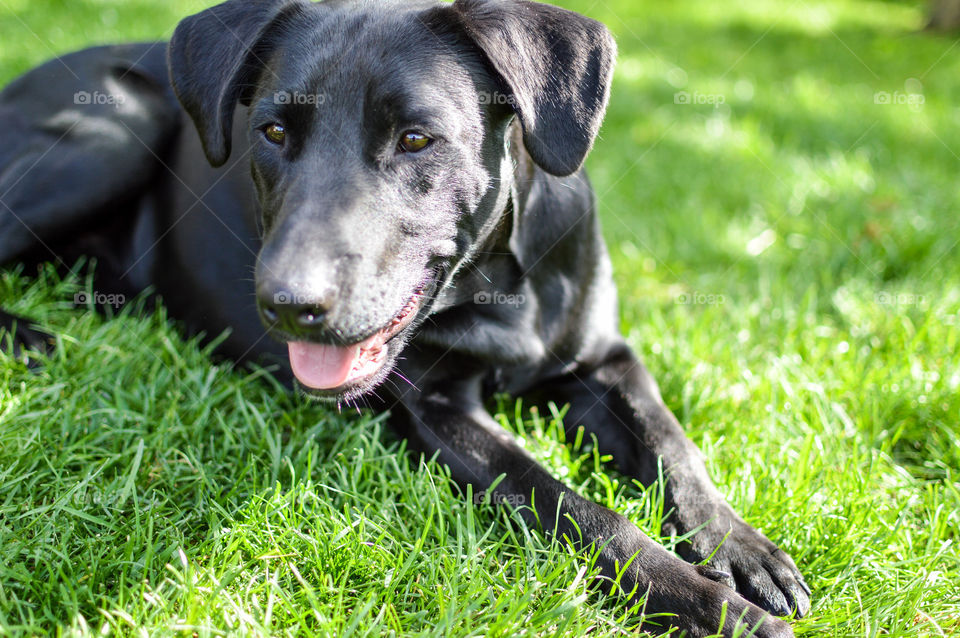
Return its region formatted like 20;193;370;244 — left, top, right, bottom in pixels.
1;0;959;635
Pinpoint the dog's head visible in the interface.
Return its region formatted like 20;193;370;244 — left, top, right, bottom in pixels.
169;0;615;400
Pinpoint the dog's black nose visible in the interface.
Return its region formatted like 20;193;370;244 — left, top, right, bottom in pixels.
256;281;337;336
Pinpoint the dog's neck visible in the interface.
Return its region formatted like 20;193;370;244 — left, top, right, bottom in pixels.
429;120;527;312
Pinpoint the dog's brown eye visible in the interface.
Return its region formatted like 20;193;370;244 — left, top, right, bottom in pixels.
264;123;286;145
398;131;431;153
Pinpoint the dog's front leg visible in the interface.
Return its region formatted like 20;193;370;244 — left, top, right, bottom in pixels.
538;342;812;621
392;382;792;638
0;309;55;363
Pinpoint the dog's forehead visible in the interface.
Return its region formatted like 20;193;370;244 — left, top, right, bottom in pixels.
268;1;470;93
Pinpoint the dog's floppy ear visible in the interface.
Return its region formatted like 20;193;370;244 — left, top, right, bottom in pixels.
451;0;616;177
168;0;307;167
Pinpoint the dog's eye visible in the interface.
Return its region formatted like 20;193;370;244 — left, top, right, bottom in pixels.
398;131;431;153
263;123;286;146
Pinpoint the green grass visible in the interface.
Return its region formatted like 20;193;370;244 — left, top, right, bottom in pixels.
1;0;959;635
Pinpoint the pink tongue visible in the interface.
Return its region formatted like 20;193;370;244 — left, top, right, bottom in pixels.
287;341;359;390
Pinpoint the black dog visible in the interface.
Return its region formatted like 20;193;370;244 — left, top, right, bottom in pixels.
0;0;810;635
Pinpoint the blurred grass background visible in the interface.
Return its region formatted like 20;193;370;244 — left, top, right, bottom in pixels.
1;0;959;636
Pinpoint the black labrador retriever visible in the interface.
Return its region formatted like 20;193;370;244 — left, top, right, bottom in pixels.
0;0;810;635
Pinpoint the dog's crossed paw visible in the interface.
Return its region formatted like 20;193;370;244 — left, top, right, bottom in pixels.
678;510;811;621
602;523;796;638
633;560;796;638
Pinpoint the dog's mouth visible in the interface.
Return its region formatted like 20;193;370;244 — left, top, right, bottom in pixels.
285;286;425;396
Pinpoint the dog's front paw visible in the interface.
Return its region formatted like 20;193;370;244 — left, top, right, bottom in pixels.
625;549;795;637
600;523;795;638
674;509;811;619
645;576;796;638
0;310;55;365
